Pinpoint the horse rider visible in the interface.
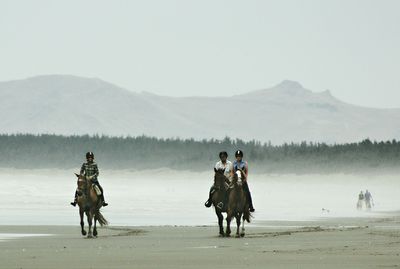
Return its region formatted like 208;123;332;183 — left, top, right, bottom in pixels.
231;150;255;212
204;151;233;209
70;152;108;207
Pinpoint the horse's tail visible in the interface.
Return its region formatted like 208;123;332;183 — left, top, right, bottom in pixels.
95;210;108;226
244;208;252;223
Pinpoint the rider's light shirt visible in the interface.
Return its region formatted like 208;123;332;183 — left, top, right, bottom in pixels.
364;192;371;201
215;160;233;179
80;161;99;181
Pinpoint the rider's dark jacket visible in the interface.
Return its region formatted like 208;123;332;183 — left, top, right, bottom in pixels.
80;161;99;182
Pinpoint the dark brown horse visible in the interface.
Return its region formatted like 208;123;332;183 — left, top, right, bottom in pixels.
226;170;251;237
211;168;230;236
74;173;108;238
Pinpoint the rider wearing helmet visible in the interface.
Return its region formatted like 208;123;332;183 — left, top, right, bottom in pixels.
70;152;108;207
231;150;255;212
204;151;232;209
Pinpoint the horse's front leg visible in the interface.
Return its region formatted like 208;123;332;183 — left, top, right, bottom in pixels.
235;213;242;238
79;208;86;236
216;209;224;237
226;213;232;237
86;211;93;238
93;213;98;237
241;215;245;237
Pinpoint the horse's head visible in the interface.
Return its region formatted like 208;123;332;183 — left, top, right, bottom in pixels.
214;168;227;188
75;173;87;190
232;170;244;186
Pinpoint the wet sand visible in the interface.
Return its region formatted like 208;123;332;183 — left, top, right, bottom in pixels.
1;216;400;269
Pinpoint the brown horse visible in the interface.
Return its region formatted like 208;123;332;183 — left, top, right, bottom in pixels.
211;168;230;236
226;170;251;237
74;173;108;238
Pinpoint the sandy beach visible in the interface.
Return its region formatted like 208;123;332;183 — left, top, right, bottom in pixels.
1;169;400;268
1;215;400;269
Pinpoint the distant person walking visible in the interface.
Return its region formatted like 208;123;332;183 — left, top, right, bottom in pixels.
364;190;374;210
356;191;365;210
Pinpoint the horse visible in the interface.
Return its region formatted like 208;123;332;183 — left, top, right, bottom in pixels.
226;170;251;237
74;173;108;238
211;168;230;236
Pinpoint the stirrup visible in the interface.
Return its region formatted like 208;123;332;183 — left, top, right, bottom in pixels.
216;202;224;210
70;202;77;207
102;202;108;207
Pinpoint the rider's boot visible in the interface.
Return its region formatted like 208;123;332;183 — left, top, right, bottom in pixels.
101;194;108;207
204;186;215;208
70;191;78;207
96;184;108;207
244;182;255;212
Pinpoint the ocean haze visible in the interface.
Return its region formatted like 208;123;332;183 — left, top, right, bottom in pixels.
1;75;400;144
0;168;397;225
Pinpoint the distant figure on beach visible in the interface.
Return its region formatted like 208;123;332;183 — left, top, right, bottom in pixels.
321;208;330;213
204;151;232;209
364;190;374;210
356;191;364;210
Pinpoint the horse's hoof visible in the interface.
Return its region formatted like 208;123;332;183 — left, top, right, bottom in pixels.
219;233;225;237
240;233;245;237
81;230;87;236
225;234;231;237
93;231;98;237
87;234;93;238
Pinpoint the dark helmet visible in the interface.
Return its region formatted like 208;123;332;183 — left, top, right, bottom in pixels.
235;150;243;157
86;152;94;159
219;151;228;158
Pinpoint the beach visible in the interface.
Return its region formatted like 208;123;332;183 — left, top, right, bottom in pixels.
1;169;400;268
1;215;400;269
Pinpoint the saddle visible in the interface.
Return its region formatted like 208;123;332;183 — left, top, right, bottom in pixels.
92;184;102;195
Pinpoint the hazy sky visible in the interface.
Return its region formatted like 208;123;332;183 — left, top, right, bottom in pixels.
1;0;399;108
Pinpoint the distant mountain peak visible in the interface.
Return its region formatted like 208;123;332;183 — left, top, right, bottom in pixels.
239;80;308;97
3;74;133;96
276;80;304;90
320;89;332;96
272;80;309;96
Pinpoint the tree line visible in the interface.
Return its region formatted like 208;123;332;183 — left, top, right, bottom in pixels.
0;134;399;174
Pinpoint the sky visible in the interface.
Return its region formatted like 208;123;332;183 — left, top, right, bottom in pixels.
1;0;399;108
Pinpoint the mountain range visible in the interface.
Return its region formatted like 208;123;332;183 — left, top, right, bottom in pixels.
1;75;399;144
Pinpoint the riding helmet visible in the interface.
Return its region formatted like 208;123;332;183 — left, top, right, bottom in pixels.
235;150;243;157
86;152;94;159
